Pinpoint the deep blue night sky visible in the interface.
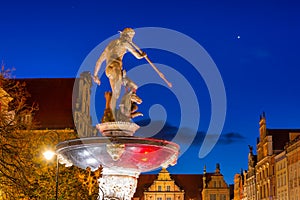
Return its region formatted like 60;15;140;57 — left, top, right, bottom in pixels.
1;0;300;184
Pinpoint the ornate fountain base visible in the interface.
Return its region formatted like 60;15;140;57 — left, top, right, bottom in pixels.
56;122;179;199
98;168;139;200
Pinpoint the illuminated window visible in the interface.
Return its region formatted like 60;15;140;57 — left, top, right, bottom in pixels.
209;194;216;200
166;186;170;191
21;114;32;124
220;194;226;200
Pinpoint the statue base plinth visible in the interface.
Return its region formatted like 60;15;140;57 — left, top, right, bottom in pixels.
96;122;140;137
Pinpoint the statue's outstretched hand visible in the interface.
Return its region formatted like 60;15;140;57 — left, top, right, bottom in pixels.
93;75;101;85
140;51;147;58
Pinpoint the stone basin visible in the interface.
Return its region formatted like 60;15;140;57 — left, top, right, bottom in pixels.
56;136;179;172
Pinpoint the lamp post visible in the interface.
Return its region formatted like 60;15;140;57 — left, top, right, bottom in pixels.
43;150;59;200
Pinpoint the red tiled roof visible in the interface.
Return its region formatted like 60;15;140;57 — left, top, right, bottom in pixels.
20;78;76;129
171;174;204;199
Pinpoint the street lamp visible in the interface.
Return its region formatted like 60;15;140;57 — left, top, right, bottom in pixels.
43;150;59;200
43;150;56;161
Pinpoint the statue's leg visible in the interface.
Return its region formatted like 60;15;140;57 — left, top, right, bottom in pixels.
108;64;122;119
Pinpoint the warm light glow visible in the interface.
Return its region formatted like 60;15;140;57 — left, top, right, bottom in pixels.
43;150;56;160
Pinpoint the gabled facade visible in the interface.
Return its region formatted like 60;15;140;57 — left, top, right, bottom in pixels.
255;115;273;199
202;164;230;200
143;168;184;200
135;165;231;200
245;145;257;200
256;113;300;200
235;113;300;200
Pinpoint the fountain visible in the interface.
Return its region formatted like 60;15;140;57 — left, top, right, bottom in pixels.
56;28;179;200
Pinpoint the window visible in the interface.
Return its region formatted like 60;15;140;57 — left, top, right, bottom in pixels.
220;194;226;200
22;114;32;124
166;186;170;191
166;198;171;200
158;186;161;191
209;194;216;200
157;198;162;200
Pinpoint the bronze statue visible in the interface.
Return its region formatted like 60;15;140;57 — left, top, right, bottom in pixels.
93;28;146;120
93;27;172;122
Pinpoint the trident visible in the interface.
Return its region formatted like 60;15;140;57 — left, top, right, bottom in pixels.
129;42;172;88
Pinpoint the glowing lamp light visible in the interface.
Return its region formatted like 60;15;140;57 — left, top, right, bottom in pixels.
43;150;56;160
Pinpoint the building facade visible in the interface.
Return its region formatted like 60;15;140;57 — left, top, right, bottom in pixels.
135;164;231;200
286;136;300;200
201;164;230;200
255;113;275;200
241;146;257;200
274;150;288;200
234;113;300;200
233;172;244;200
143;168;184;200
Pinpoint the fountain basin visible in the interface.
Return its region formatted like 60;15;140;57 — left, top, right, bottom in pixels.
56;136;179;172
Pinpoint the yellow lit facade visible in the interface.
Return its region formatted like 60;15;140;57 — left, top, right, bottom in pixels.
234;113;300;200
286;136;300;200
233;173;243;200
275;150;288;200
244;146;257;200
0;87;13;112
201;164;230;200
256;114;275;200
143;168;184;200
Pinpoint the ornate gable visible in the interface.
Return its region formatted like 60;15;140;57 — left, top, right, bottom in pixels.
144;168;184;200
